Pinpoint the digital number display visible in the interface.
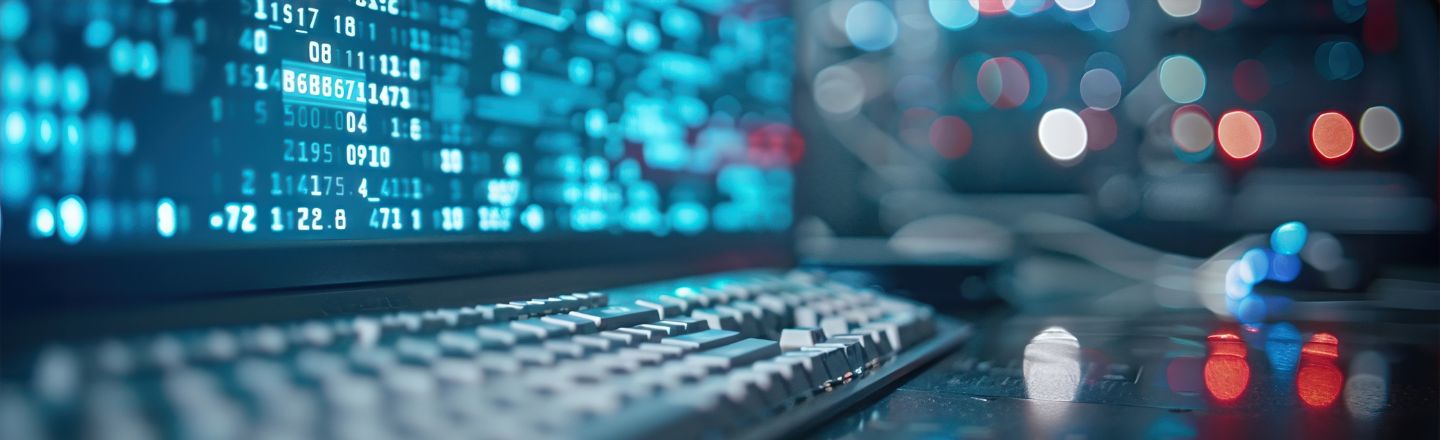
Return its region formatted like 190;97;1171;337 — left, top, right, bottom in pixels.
0;0;798;249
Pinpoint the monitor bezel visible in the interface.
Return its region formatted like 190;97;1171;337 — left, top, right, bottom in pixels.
0;231;795;313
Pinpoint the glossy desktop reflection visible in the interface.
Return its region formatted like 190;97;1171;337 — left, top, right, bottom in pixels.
812;313;1437;439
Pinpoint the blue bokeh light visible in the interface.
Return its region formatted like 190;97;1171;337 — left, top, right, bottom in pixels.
1271;221;1308;255
845;1;898;52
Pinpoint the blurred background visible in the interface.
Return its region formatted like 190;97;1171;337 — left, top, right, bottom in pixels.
788;0;1437;319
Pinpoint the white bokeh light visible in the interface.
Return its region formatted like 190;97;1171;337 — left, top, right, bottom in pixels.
1359;106;1402;152
1038;109;1088;162
1158;0;1202;17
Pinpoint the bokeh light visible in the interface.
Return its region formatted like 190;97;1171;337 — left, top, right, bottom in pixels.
1171;105;1213;153
1204;332;1251;402
1196;0;1234;30
1157;0;1202;18
929;116;973;159
1079;109;1116;150
1089;0;1130;32
1159;55;1206;104
1310;111;1354;160
977;56;1030;109
971;0;1013;16
1038;109;1087;162
1358;106;1401;152
1217;110;1262;159
845;1;898;52
1080;68;1121;110
1315;41;1364;81
57;195;87;244
1297;333;1343;408
1333;0;1367;23
929;0;979;30
1271;221;1308;256
1232;60;1270;102
1055;0;1096;12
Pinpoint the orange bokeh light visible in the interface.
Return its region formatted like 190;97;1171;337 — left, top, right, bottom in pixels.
1218;110;1263;159
1311;112;1354;160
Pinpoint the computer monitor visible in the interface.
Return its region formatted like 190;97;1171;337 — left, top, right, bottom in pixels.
0;0;801;305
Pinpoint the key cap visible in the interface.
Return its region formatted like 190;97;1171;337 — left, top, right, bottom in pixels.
660;317;710;333
637;343;686;360
810;340;864;374
513;346;559;367
796;347;849;382
819;317;850;338
617;348;666;367
742;368;790;408
511;318;573;339
477;326;536;347
494;303;527;320
635;299;682;319
570;304;661;330
637;323;680;337
618;327;663;343
544;340;593;359
827;334;878;366
598;330;645;347
541;314;600;334
755;358;813;399
688;339;781;372
573;335;625;352
854;327;895;357
660;329;743;351
691;308;741;332
656;295;692;314
436;331;482;356
395;337;443;365
779;327;826;351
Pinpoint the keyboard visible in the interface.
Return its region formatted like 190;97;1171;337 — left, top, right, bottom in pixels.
0;271;969;439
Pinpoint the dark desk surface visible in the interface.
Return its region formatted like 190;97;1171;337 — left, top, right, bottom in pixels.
812;311;1438;439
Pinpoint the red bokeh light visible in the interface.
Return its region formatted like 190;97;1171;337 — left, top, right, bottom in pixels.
1197;0;1235;30
974;0;1010;16
1079;109;1116;151
1311;112;1354;161
1232;60;1270;102
1297;333;1343;408
928;116;974;159
746;123;805;167
1204;332;1250;402
977;57;1030;110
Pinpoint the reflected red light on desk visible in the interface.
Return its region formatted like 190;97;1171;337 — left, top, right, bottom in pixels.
1297;333;1343;408
1204;332;1250;401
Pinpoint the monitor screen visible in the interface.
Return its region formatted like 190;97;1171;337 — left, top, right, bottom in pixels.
0;0;799;256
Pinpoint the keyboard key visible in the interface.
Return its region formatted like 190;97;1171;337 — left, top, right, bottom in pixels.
690;308;740;332
660;317;710;333
637;323;680;336
477;326;537;347
572;335;625;352
819;317;849;338
541;314;600;334
637;343;686;360
511;318;573;339
570;304;661;330
436;331;482;356
635;299;681;319
796;346;850;381
810;340;864;374
597;330;645;347
779;328;825;351
656;295;692;314
660;330;743;351
687;339;781;372
617;327;663;343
